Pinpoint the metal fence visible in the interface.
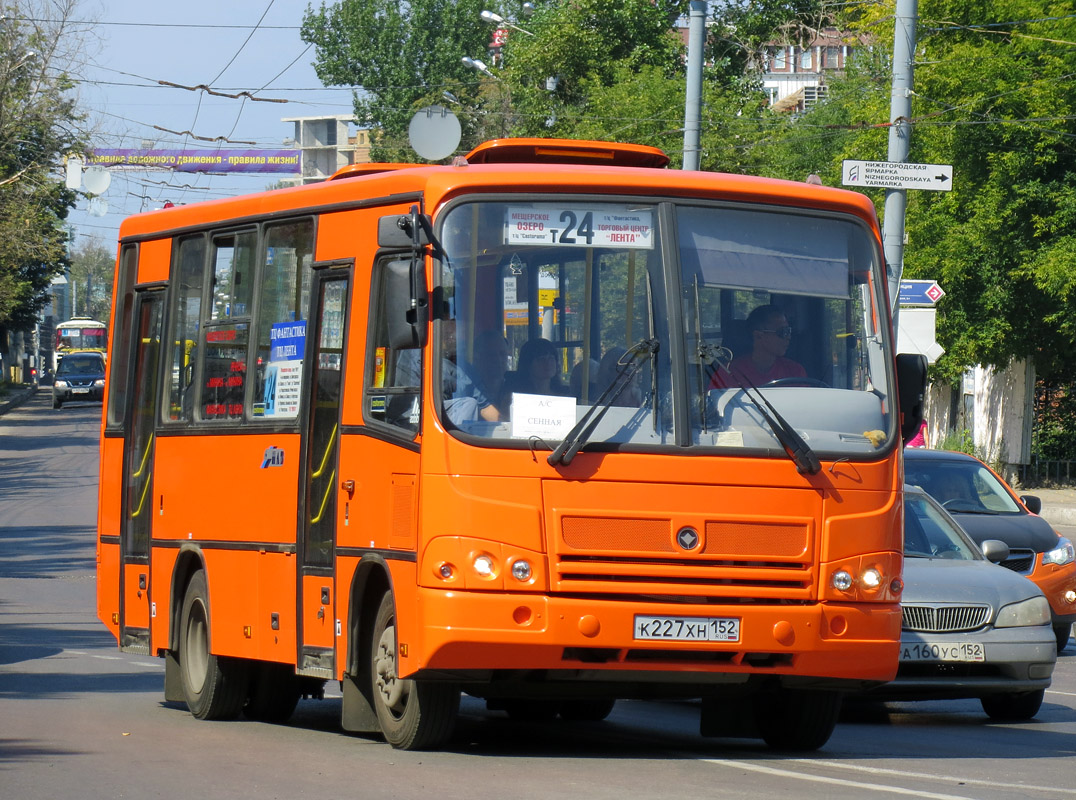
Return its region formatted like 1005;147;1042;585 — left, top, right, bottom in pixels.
1016;458;1076;488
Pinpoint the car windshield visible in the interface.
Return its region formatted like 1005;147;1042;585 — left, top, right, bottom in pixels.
904;491;981;560
905;457;1022;514
57;355;104;375
435;198;895;460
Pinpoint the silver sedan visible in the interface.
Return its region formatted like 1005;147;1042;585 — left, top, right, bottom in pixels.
865;487;1057;720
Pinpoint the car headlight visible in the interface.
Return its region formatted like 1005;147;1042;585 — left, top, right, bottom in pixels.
995;595;1050;628
94;379;106;387
1043;537;1075;567
54;380;68;388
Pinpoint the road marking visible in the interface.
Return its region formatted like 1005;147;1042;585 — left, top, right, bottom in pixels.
795;759;1076;796
1047;689;1076;697
703;758;975;799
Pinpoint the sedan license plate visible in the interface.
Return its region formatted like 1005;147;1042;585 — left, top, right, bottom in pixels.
634;615;740;642
899;642;985;663
73;388;90;394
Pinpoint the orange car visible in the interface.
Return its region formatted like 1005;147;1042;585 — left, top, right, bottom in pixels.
905;448;1076;652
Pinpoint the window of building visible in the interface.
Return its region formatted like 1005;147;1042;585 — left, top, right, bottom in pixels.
825;46;840;68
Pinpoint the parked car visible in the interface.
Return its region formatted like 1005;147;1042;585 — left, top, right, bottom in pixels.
905;448;1076;652
52;352;106;409
865;486;1056;719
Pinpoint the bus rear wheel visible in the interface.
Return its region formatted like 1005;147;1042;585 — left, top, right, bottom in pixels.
369;592;459;750
179;569;248;720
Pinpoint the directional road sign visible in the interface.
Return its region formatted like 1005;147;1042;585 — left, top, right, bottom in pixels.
899;279;945;306
842;160;953;191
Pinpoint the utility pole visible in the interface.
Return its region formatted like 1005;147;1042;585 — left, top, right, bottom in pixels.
883;0;918;331
682;1;706;171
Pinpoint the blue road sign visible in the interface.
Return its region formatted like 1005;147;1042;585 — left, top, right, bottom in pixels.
899;279;945;306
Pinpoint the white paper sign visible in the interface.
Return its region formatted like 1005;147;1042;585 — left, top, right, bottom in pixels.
510;393;577;439
504;206;654;249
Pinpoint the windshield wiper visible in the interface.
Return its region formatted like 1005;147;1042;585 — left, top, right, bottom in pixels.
711;357;821;475
548;338;659;467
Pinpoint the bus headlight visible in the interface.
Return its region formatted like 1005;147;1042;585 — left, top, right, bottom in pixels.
473;553;496;578
831;570;853;591
510;559;532;582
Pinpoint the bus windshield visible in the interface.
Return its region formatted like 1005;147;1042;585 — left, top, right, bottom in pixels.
436;198;893;460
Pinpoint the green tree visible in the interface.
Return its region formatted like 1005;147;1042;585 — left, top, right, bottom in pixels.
68;236;113;322
759;1;1076;386
301;0;499;160
0;1;84;333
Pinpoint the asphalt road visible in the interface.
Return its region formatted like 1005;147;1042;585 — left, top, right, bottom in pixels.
2;391;1076;800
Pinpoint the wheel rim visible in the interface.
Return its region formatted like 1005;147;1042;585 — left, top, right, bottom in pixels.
184;598;209;694
373;622;409;718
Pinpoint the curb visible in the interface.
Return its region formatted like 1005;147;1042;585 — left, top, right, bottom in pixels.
0;385;38;416
1040;505;1076;528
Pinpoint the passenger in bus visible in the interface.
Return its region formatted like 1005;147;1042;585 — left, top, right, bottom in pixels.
503;338;570;399
710;304;806;389
466;329;510;420
569;357;600;403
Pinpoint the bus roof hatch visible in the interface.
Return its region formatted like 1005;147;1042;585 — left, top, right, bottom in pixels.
464;138;669;169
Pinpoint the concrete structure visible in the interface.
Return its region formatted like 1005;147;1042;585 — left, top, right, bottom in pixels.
279;115;372;186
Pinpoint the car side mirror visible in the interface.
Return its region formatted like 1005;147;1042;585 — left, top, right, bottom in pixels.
980;539;1010;563
1019;494;1042;514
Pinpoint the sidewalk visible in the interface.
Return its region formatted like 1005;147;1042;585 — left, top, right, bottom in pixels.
1028;487;1076;530
0;384;38;416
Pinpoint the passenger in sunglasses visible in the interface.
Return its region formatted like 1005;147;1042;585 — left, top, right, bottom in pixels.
711;304;806;389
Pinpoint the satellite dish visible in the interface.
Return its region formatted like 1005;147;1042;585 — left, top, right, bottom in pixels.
65;155;83;190
83;165;112;195
409;106;461;161
87;196;109;217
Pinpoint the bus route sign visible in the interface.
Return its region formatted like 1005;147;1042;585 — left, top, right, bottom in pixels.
841;160;953;191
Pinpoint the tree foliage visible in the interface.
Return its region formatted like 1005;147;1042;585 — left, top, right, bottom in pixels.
68;236;114;322
758;0;1076;384
0;0;85;329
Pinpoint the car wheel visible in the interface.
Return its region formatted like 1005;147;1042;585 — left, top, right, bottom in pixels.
1054;623;1071;653
981;689;1044;721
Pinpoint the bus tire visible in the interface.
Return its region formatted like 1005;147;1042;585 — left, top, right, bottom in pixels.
243;661;302;723
369;591;459;750
560;698;616;722
753;689;841;751
178;569;248;720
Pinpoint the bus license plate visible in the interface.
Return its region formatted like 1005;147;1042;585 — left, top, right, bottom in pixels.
899;642;985;663
633;615;740;642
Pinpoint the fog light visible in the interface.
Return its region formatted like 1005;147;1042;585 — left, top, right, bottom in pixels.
473;554;495;577
831;570;853;591
511;559;532;581
1064;589;1076;604
860;568;882;589
890;577;904;595
438;562;454;580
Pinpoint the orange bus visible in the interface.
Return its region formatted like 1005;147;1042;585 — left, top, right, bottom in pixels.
97;138;926;751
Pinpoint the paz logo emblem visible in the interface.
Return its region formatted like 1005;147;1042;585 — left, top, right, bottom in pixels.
676;527;700;551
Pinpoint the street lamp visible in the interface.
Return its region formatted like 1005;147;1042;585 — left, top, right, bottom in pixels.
480;10;534;36
461;56;494;77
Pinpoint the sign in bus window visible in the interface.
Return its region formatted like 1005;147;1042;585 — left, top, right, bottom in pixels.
254;321;305;418
201;322;249;420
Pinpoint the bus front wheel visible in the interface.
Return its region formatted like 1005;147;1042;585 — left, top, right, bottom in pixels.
753;689;842;751
178;569;248;720
369;591;459;750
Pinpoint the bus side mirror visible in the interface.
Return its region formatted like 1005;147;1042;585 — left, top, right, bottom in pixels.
385;258;429;350
377;209;432;249
896;353;928;445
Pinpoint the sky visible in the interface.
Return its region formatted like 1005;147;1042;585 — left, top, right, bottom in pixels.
66;0;359;248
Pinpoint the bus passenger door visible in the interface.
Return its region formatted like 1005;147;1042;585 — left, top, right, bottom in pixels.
120;290;164;653
297;272;349;677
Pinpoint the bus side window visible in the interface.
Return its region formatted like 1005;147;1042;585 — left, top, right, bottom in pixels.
365;257;420;434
